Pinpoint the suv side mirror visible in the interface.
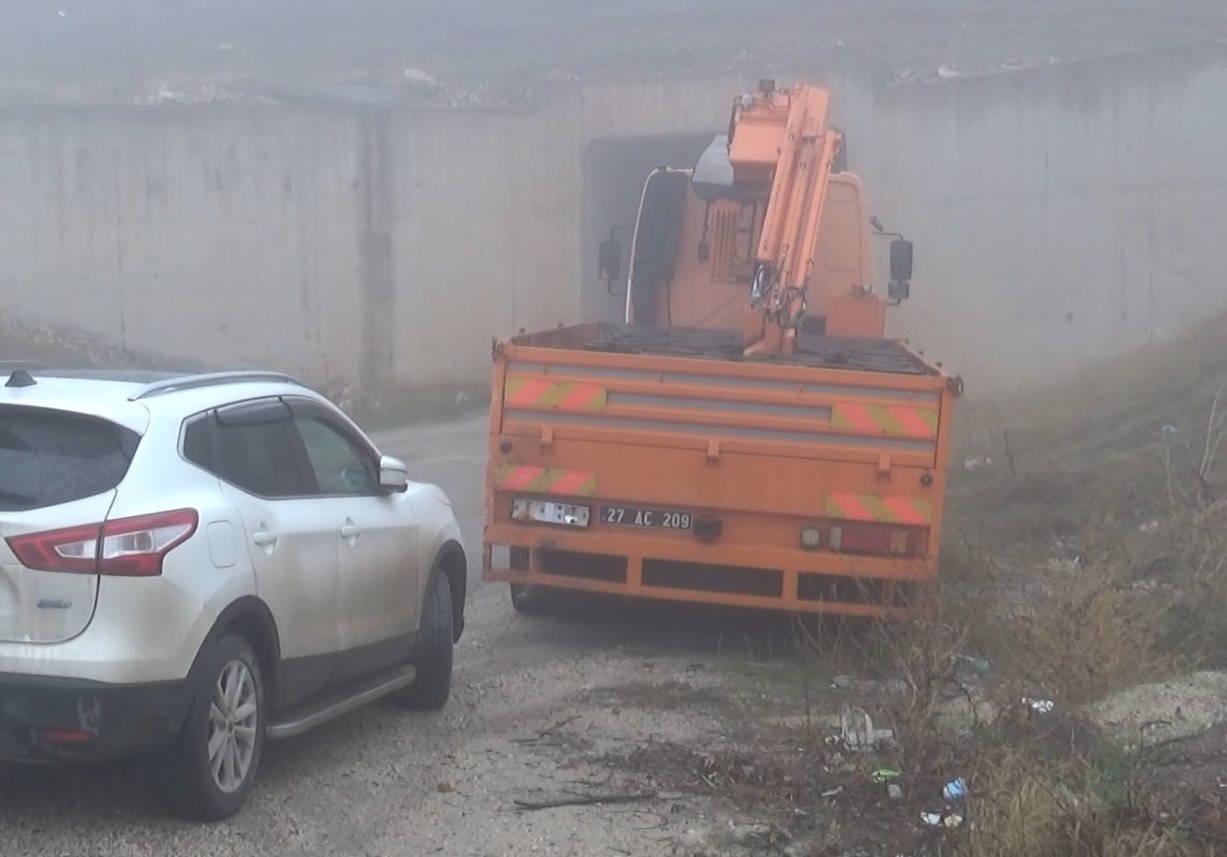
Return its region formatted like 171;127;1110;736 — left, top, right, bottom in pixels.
889;239;913;283
378;454;409;493
599;239;622;283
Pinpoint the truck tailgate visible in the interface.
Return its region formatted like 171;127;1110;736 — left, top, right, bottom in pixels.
485;324;958;616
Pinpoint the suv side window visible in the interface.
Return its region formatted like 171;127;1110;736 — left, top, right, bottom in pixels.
292;415;377;496
183;411;311;499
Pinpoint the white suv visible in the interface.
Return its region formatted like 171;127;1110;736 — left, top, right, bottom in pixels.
0;368;466;820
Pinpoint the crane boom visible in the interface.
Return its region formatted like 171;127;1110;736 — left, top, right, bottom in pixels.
726;82;844;353
728;83;844;356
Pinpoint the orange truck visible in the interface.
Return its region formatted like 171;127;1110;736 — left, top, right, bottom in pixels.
483;81;961;618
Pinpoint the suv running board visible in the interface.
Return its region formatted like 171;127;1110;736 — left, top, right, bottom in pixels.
267;665;417;740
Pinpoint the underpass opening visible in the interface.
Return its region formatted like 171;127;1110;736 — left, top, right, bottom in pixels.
580;133;713;323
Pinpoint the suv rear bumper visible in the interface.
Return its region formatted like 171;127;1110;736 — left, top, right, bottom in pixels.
0;673;192;763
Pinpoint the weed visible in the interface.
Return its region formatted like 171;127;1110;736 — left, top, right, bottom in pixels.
1010;561;1171;705
1197;381;1227;491
957;749;1196;857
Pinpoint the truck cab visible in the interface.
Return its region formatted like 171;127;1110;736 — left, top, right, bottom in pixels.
600;83;914;344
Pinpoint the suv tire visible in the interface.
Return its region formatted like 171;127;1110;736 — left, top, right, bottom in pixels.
395;571;453;711
156;634;266;821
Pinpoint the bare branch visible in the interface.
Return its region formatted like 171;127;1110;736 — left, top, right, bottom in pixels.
513;791;658;811
1199;381;1227;481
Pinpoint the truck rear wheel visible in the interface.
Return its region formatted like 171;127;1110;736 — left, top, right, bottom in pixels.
509;583;541;614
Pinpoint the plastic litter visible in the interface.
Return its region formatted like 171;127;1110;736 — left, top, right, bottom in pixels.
942;778;968;802
839;708;894;749
921;811;963;828
820;786;843;798
954;654;991;680
1161;424;1180;436
887;783;904;801
1022;697;1055;714
871;768;902;783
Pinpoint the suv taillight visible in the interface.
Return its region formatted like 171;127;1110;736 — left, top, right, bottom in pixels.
7;510;199;577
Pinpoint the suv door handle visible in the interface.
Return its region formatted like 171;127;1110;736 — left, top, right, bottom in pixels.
252;530;278;547
339;524;361;540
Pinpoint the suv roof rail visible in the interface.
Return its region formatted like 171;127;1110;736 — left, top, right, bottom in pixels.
129;371;309;401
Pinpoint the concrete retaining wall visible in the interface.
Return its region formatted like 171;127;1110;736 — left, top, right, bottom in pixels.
0;92;583;391
870;45;1227;389
1;47;1224;394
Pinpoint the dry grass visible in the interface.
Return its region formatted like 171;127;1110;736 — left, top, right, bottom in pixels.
0;312;199;372
0;311;486;425
930;315;1227;854
1009;563;1172;705
949;308;1227;554
1145;506;1227;662
958;750;1196;857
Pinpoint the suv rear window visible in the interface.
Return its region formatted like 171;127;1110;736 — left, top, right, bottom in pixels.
0;406;139;511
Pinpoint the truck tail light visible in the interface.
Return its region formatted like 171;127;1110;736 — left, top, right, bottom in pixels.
829;523;924;558
8;509;199;576
42;728;95;746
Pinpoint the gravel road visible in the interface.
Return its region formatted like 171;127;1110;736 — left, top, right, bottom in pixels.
0;413;777;856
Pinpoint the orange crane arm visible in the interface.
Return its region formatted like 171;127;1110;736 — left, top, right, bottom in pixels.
727;83;843;355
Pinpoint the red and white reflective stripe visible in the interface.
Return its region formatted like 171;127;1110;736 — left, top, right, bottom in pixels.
826;493;931;526
831;403;939;439
494;465;597;497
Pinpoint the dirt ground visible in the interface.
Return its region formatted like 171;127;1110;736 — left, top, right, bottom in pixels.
3;403;1227;855
3;1;1227;104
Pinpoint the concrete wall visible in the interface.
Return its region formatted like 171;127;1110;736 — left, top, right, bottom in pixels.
0;90;582;392
2;48;1226;395
384;90;582;391
0;106;367;383
868;45;1227;390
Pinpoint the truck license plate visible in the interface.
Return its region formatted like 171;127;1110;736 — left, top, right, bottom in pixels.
601;506;693;530
511;499;590;528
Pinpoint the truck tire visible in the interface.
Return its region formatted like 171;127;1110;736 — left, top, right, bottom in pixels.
395;571;454;711
156;634;266;821
510;582;545;614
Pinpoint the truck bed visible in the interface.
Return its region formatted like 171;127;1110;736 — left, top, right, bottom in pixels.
512;323;935;377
